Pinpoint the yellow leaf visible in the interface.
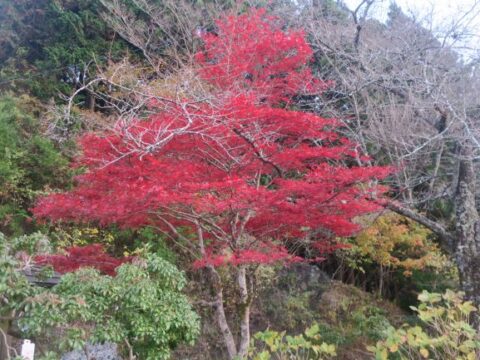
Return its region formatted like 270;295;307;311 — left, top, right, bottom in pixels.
467;351;476;360
389;344;399;352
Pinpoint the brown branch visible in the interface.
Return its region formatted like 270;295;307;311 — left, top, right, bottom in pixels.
386;201;454;253
124;338;136;360
351;0;375;49
232;128;283;177
0;327;18;360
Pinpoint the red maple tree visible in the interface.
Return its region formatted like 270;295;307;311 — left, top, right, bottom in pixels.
34;9;390;359
35;244;127;276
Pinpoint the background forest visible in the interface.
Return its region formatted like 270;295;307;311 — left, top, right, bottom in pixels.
1;0;480;359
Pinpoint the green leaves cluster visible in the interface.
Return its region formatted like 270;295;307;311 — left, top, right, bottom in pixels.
0;232;51;322
0;0;127;99
0;231;199;360
0;95;69;235
369;290;480;359
22;254;200;359
250;324;336;360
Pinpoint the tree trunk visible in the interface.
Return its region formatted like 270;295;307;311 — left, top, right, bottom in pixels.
389;145;480;329
86;90;95;112
236;266;251;359
205;264;252;359
454;145;480;325
195;222;254;359
378;264;384;298
215;285;238;358
124;338;136;360
205;265;238;359
195;223;239;359
0;320;11;360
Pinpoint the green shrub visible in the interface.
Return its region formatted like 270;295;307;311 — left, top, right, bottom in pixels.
0;95;70;235
351;306;393;341
22;254;200;360
250;324;336;360
0;231;198;360
369;290;480;359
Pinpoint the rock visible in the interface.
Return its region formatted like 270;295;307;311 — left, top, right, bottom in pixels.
61;343;120;360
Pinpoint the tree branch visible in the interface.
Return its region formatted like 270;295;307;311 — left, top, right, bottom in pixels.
386;201;454;253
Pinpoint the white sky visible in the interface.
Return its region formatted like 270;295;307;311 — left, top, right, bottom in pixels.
343;0;480;23
343;0;480;59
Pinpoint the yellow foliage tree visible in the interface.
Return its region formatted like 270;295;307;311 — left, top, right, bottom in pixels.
341;213;452;296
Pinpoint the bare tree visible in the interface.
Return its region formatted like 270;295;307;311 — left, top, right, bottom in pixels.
279;0;480;322
98;0;233;72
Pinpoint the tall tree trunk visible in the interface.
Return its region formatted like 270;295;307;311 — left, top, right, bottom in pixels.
0;321;11;360
195;223;242;359
86;89;95;112
454;144;480;324
378;264;384;298
236;266;251;359
386;128;480;327
208;265;238;359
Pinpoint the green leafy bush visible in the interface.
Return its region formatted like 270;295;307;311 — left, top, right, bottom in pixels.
0;0;128;100
351;305;393;342
249;324;336;360
369;290;480;359
0;231;199;360
22;254;200;359
0;96;69;235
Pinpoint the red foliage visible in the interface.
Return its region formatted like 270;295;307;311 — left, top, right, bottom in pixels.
34;9;391;268
195;8;328;104
35;244;127;276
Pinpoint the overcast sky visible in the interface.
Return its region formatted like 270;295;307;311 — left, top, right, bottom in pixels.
342;0;480;59
343;0;480;24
